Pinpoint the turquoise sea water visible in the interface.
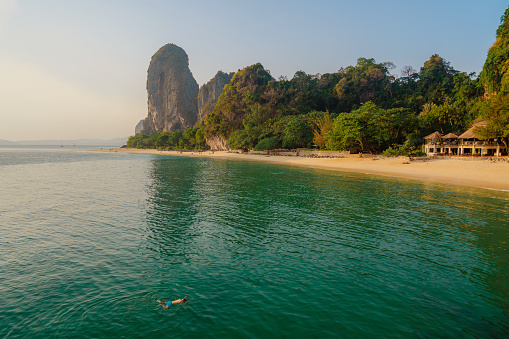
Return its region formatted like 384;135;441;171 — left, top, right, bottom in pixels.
1;147;508;338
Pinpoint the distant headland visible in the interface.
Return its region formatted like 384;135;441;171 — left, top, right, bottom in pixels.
0;137;128;146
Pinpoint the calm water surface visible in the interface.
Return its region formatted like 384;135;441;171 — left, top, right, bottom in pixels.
1;147;508;338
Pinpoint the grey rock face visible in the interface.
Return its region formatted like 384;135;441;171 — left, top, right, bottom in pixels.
206;135;229;151
134;119;144;135
197;71;234;123
142;44;199;134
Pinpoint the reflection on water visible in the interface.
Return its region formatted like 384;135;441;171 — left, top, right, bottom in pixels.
1;150;508;338
142;156;509;338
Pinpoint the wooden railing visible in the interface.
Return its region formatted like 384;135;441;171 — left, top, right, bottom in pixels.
425;141;503;147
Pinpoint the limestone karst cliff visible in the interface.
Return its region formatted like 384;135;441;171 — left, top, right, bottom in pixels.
142;44;199;134
134;119;144;135
197;71;234;123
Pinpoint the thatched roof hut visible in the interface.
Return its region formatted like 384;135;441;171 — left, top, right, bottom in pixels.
442;133;459;139
458;127;478;139
458;121;488;139
424;131;442;140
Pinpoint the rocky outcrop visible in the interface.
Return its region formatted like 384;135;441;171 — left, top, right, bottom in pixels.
134;119;144;135
204;63;273;135
206;135;229;151
142;44;199;134
197;71;234;123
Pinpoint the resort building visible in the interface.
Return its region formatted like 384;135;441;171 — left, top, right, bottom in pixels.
423;123;507;156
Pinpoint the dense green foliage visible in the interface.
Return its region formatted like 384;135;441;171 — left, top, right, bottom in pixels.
129;6;509;155
204;63;274;138
476;94;509;147
198;54;484;153
476;7;509;147
325;102;417;152
127;127;206;150
481;8;509;97
254;137;280;151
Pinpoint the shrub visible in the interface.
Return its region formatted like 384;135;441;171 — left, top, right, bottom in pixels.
382;147;400;157
282;116;314;149
382;145;427;157
228;129;249;149
254;137;280;151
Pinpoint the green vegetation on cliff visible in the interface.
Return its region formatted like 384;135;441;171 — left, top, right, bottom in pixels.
203;63;273;138
127;127;206;150
198;55;477;153
477;8;509;146
129;6;509;154
481;8;509;97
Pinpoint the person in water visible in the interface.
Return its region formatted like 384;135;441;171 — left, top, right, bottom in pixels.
157;297;187;309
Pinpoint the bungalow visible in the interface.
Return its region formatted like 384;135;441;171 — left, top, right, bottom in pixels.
423;123;507;156
423;131;443;154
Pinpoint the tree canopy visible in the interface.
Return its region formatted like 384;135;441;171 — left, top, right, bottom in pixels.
129;6;509;155
481;7;509;97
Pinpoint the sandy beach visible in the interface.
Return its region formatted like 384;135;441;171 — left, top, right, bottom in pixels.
96;148;509;191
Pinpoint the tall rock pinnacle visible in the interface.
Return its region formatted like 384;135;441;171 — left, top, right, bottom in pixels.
142;44;199;134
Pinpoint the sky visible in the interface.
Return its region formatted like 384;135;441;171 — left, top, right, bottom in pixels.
0;0;507;141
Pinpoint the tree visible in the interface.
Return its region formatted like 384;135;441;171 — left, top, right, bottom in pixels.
480;7;509;97
326;102;381;151
453;72;482;102
194;127;206;148
168;130;183;146
282;115;314;149
418;54;458;104
326;102;416;152
228;129;250;150
401;66;417;78
155;132;170;148
204;63;273;139
254;137;280;151
127;135;145;148
313;112;333;149
333;57;395;111
476;94;509;148
418;97;468;134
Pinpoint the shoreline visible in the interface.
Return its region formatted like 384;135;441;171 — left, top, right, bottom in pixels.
93;148;509;191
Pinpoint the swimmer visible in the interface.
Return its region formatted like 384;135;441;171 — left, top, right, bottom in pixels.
157;297;187;309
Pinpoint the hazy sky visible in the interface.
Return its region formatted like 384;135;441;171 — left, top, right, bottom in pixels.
0;0;507;141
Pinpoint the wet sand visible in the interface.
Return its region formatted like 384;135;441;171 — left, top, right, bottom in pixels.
95;148;509;191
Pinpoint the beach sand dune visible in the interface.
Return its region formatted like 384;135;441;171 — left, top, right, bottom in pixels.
96;148;509;191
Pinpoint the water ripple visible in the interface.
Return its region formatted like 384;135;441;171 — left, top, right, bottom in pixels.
1;151;509;338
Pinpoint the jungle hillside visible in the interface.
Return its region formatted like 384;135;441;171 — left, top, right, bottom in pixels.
128;7;509;155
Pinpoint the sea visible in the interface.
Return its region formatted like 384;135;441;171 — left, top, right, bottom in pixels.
1;146;508;338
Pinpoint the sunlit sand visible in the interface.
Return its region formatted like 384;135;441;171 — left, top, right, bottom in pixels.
96;148;509;191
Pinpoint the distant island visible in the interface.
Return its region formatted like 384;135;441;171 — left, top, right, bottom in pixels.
0;137;128;146
130;6;509;158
